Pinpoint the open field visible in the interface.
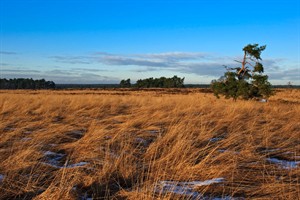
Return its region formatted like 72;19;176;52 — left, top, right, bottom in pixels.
0;89;299;199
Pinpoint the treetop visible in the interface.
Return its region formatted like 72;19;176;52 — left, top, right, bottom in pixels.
243;44;266;60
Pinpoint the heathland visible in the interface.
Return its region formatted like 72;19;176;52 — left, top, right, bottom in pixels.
0;89;299;199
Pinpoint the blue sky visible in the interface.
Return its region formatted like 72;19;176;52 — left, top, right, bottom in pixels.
1;0;299;84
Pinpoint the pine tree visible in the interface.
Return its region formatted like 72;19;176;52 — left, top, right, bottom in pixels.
211;44;273;100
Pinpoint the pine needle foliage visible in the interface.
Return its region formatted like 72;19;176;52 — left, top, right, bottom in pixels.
211;44;273;100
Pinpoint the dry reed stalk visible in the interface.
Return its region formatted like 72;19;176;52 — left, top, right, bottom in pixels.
0;89;299;199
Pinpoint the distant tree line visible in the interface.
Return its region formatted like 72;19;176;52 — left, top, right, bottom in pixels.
120;76;185;88
119;79;131;88
0;78;56;89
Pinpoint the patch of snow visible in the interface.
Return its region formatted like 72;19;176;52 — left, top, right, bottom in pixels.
66;162;88;168
209;138;223;142
157;183;200;198
156;178;225;199
160;178;224;188
194;178;224;186
205;197;242;200
80;193;93;200
43;151;66;168
260;148;280;153
43;151;89;168
267;157;300;169
0;174;4;182
44;151;65;159
81;197;93;200
218;149;239;154
71;130;85;135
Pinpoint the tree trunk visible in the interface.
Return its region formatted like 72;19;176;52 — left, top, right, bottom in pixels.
238;51;247;75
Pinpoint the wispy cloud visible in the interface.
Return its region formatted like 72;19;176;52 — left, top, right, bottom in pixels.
94;51;234;78
0;67;118;84
138;52;211;61
44;71;119;84
51;52;212;68
95;51;211;68
0;63;11;67
71;68;109;72
101;56;171;67
48;51;299;83
262;59;284;72
0;69;41;73
268;68;300;81
50;56;93;64
177;62;232;77
0;51;18;55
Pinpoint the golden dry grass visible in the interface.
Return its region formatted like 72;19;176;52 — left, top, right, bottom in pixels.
0;88;299;199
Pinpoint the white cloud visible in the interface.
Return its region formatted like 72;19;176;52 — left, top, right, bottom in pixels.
0;67;118;84
0;51;17;55
3;51;298;84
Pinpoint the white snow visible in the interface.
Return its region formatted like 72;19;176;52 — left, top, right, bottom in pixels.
44;151;66;168
66;162;88;168
194;178;224;186
160;178;224;188
209;138;223;142
157;183;200;198
71;130;84;135
81;197;93;200
0;174;4;182
267;158;300;169
44;151;65;167
259;99;267;103
44;151;57;156
260;148;280;153
42;161;89;169
218;149;239;154
156;178;225;198
44;151;88;168
43;151;89;168
80;193;93;200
